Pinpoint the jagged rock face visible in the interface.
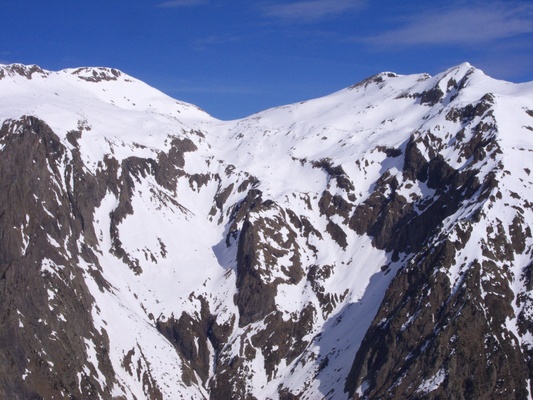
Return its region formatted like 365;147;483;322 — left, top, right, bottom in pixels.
1;62;533;399
344;88;533;399
0;117;114;399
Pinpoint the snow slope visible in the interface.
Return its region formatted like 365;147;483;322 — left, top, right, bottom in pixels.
1;62;533;399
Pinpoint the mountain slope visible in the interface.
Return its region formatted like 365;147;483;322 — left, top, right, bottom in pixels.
0;63;532;399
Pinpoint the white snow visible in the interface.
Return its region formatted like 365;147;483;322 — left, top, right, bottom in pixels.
2;62;533;399
417;368;446;394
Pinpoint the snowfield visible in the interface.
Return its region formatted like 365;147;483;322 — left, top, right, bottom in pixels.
1;62;533;399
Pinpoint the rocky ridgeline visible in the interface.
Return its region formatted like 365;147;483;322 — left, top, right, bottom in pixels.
0;63;532;399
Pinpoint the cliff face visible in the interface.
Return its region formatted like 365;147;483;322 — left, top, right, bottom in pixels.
0;116;114;399
1;63;533;399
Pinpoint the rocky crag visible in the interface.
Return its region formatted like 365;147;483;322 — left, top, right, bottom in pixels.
1;63;533;399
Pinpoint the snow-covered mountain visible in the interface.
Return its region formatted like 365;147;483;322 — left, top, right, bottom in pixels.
1;62;533;399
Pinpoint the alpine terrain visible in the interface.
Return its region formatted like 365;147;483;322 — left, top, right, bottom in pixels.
1;62;533;399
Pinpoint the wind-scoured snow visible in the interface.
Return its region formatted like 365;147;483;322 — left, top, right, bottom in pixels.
2;62;533;399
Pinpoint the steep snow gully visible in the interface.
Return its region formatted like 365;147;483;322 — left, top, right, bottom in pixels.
1;62;533;399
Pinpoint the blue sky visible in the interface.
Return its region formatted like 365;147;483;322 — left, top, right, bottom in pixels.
2;0;533;120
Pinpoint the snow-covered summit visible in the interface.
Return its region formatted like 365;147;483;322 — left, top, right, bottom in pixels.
0;63;214;138
0;63;50;80
1;62;533;400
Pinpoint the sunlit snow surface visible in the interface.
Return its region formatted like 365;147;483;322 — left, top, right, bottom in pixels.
2;62;533;399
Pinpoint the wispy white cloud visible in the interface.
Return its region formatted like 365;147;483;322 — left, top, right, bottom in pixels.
262;0;366;22
364;2;533;46
157;0;208;8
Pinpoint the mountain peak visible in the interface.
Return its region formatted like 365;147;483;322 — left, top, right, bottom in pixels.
68;66;127;83
437;61;479;84
349;71;399;90
444;61;474;73
0;63;136;85
1;62;533;399
0;63;49;80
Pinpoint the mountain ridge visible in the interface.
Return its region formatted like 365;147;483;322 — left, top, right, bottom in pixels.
1;62;533;399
